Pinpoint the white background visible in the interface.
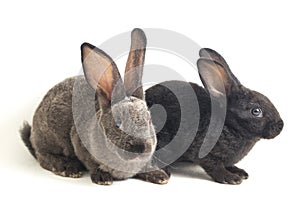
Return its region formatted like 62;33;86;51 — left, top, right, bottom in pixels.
0;0;299;199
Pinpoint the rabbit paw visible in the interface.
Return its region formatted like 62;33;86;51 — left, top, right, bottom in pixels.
52;167;83;178
37;153;85;178
49;160;84;178
210;170;243;185
135;169;170;184
226;166;249;179
91;169;114;185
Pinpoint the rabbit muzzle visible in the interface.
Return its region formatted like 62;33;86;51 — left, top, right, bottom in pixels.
117;140;154;160
263;120;284;139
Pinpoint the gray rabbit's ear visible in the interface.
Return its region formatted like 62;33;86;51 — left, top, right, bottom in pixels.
124;28;146;100
199;48;240;86
197;58;235;97
81;43;125;103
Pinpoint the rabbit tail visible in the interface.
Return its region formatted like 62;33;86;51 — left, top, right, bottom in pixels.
20;121;36;158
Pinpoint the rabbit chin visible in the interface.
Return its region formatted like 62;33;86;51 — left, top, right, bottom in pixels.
261;129;281;139
261;131;281;139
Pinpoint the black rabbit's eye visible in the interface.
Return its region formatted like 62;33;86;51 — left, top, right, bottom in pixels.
251;108;263;117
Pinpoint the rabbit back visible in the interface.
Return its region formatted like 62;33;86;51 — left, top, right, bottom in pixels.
30;76;89;160
146;80;211;153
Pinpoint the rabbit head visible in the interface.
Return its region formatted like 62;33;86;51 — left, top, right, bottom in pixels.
198;48;284;140
80;28;156;165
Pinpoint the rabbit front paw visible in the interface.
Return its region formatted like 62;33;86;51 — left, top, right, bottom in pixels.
207;169;243;185
214;171;243;185
90;169;114;185
226;166;249;179
135;169;170;184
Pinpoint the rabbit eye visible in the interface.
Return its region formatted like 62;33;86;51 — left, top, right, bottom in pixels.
115;120;122;128
251;108;263;117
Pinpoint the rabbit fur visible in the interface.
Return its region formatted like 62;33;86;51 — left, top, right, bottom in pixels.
20;28;169;185
145;48;284;184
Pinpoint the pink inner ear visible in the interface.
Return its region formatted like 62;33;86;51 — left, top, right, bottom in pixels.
82;44;122;101
198;59;229;97
209;66;227;94
217;66;228;85
97;66;115;100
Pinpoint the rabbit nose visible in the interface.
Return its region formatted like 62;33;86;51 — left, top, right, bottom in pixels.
129;142;152;154
273;120;284;133
264;120;284;139
121;142;152;160
130;143;145;154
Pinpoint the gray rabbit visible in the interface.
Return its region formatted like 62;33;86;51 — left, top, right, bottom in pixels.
20;28;169;185
146;48;284;184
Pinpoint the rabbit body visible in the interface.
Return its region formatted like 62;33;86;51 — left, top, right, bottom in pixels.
20;29;170;185
146;49;284;184
29;77;92;177
27;76;158;181
147;81;257;164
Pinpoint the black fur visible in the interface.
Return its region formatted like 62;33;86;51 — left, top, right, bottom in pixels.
146;48;284;184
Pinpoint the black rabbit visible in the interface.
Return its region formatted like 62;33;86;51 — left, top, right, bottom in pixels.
145;48;284;184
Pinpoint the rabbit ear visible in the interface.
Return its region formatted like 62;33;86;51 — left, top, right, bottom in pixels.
197;58;235;97
124;28;147;100
81;43;125;103
199;48;240;86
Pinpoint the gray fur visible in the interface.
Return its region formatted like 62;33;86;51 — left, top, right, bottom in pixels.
20;28;169;185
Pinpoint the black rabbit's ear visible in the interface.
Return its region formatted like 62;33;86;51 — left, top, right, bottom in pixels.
124;28;147;100
199;48;240;86
81;43;125;103
199;48;228;68
197;58;235;97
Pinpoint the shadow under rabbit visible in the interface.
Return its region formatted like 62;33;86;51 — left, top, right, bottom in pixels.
168;162;212;182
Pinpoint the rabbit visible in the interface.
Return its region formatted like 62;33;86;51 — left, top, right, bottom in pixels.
20;28;169;185
145;48;284;184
